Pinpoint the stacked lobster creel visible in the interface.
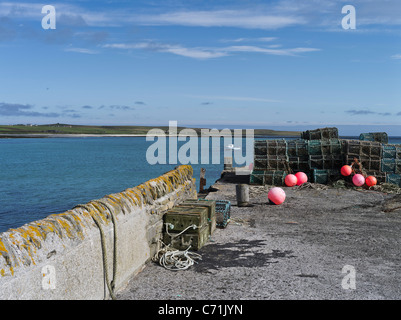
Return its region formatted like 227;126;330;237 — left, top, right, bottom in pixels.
380;144;401;186
252;139;288;186
250;127;343;186
342;139;384;184
250;127;401;188
342;134;401;187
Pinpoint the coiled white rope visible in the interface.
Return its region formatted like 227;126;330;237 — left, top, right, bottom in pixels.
157;243;202;271
152;223;203;271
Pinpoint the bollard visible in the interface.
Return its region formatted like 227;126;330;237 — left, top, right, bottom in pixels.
224;157;233;171
236;184;249;207
199;168;206;193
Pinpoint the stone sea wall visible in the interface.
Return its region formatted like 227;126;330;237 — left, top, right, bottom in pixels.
0;165;197;300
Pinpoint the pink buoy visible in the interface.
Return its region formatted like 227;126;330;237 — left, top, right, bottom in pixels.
341;165;352;176
295;172;308;186
285;174;298;187
352;174;365;187
268;187;286;205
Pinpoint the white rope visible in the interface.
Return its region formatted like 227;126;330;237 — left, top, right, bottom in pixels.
153;240;202;271
152;222;203;271
164;223;199;238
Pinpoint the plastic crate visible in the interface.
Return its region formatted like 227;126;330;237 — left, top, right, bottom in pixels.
215;200;231;228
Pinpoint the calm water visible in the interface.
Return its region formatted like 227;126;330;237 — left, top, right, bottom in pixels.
1;136;400;233
0;136;245;232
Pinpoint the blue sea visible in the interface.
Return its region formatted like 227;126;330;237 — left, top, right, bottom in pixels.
1;135;400;233
0;136;246;232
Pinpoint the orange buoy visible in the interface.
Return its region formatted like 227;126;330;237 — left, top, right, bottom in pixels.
352;174;365;187
366;176;377;187
285;174;298;187
295;172;308;186
268;187;286;205
341;165;352;176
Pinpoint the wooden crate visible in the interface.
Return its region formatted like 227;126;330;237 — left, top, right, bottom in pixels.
181;200;216;235
163;225;209;251
164;206;208;234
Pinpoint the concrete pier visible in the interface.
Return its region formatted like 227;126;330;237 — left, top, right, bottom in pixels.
116;176;401;300
0;165;197;300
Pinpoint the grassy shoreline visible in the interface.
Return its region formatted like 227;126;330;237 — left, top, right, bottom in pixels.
0;124;300;137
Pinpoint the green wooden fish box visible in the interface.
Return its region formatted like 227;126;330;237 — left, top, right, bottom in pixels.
181;200;216;235
163;225;209;251
164;206;208;234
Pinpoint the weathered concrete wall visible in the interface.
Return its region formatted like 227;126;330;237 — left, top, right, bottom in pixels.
0;165;197;300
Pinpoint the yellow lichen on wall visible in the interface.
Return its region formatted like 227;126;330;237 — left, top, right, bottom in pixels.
0;239;7;254
0;165;196;277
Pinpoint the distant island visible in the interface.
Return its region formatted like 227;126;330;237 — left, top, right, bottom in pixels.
0;123;300;138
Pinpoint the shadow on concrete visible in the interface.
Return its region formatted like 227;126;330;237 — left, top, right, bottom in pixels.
194;239;296;273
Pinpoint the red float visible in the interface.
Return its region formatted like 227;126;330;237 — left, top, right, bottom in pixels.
295;172;308;186
341;165;352;176
366;176;377;187
285;174;298;187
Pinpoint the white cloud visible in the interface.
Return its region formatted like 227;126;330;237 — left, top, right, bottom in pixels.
103;42;228;59
221;45;320;56
187;95;282;103
133;10;306;29
162;46;228;59
391;54;401;60
104;41;320;59
64;47;99;54
221;37;277;43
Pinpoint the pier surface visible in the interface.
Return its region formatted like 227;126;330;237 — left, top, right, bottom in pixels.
117;179;401;300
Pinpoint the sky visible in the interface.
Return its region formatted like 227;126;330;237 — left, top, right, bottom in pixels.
0;0;401;135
